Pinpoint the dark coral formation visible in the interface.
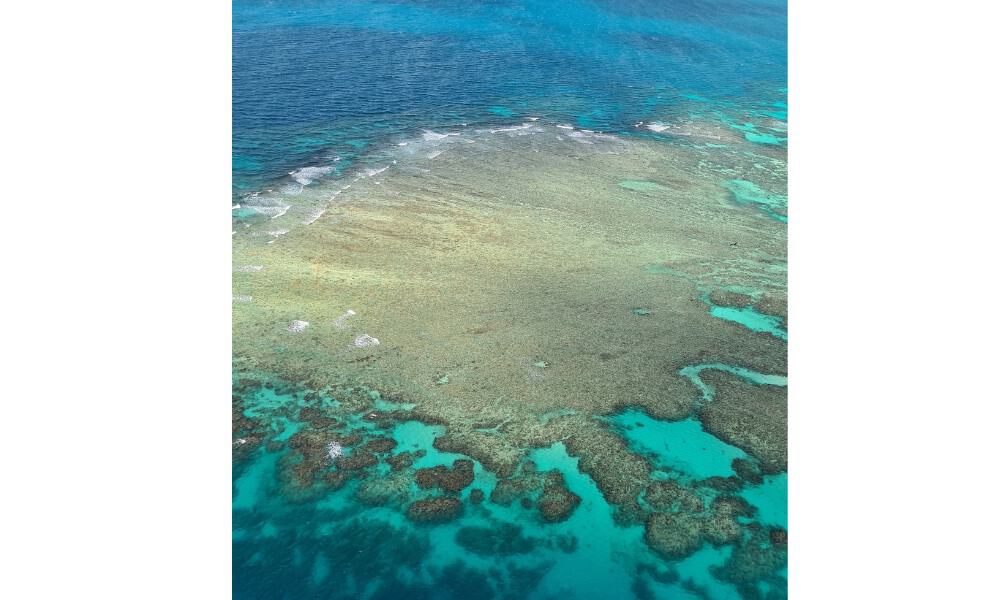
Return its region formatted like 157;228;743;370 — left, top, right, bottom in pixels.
565;429;651;525
386;450;423;471
232;397;267;461
414;459;475;493
642;480;752;560
335;449;378;470
538;471;581;522
644;512;704;559
713;525;788;598
697;370;787;473
732;458;764;485
469;488;485;504
490;461;545;506
433;432;520;478
708;289;753;308
364;436;398;454
701;476;743;492
406;497;463;523
298;406;338;429
355;471;411;507
643;480;703;512
454;523;538;556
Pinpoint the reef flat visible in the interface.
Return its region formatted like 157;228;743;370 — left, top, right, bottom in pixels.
233;120;787;599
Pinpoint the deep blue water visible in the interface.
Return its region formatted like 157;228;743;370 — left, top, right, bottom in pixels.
233;0;786;195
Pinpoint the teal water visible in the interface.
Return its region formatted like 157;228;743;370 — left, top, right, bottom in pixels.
709;305;787;340
724;179;788;222
607;408;751;479
233;375;787;598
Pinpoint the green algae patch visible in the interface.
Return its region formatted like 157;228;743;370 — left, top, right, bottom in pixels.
618;179;668;193
631;307;652;316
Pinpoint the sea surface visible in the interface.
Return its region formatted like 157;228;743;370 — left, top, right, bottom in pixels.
233;1;787;598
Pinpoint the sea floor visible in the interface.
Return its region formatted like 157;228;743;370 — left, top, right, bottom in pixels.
233;118;787;599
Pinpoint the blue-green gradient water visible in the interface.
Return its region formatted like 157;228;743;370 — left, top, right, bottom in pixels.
234;1;787;598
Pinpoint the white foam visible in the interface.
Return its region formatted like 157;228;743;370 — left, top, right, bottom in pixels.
556;124;574;130
422;130;460;141
527;116;540;121
289;165;333;185
327;441;343;460
362;166;388;178
288;320;310;333
249;205;290;218
232;294;253;303
353;334;380;348
232;203;241;210
303;208;326;225
646;122;670;133
280;183;304;196
234;265;263;273
427;150;443;159
332;309;357;329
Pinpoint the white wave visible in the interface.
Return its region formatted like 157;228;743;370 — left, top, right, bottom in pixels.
270;205;290;219
422;130;460;141
303;208;326;225
232;294;253;303
427;150;443;159
249;205;290;217
280;182;304;196
234;265;263;273
646;122;670;133
527;116;540;121
556;124;574;130
362;166;388;178
289;165;333;185
232;203;241;210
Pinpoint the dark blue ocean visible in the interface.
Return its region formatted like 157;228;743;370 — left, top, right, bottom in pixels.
234;0;785;197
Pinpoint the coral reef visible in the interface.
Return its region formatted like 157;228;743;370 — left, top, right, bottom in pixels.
732;458;764;485
406;497;463;523
697;370;787;473
414;459;475;493
355;471;411;507
538;471;582;522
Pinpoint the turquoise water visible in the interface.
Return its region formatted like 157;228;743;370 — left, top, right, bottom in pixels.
709;305;787;340
234;375;787;598
607;408;751;479
724;179;788;222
